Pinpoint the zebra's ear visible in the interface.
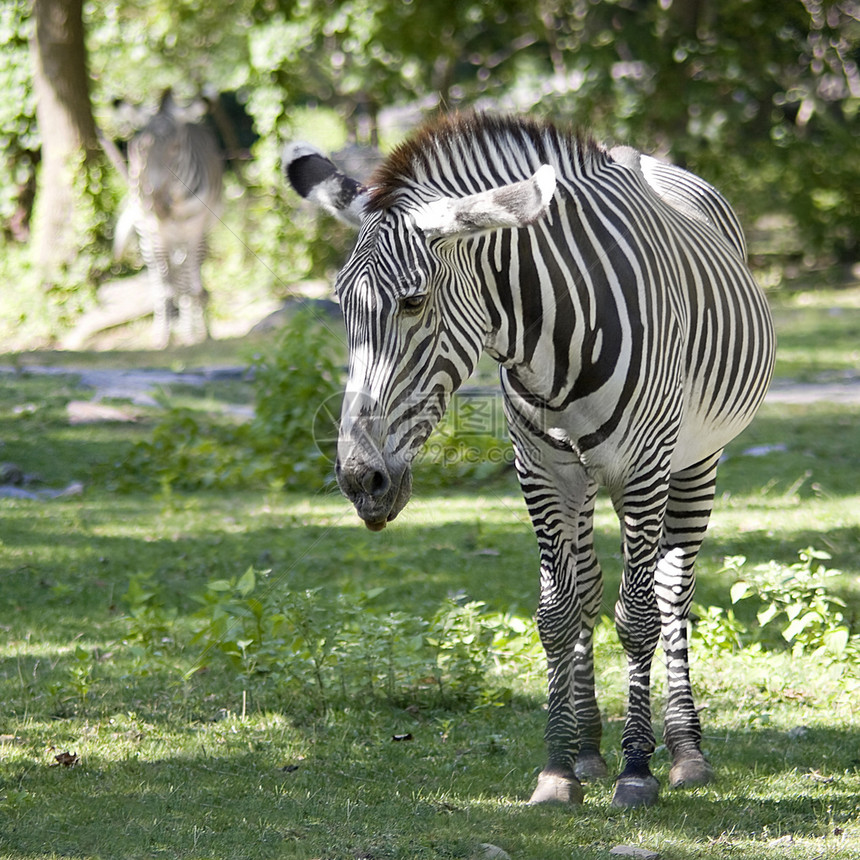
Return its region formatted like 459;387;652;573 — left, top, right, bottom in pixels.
282;142;368;227
413;164;556;238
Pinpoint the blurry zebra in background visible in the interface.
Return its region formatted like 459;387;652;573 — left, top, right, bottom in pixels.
115;91;224;347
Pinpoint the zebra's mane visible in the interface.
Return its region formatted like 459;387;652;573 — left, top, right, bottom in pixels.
367;112;604;212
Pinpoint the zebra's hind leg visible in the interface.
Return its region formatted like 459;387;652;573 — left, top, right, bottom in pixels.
175;239;210;345
657;451;723;790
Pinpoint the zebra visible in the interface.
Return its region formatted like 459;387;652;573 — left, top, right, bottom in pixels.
117;91;224;348
283;113;775;808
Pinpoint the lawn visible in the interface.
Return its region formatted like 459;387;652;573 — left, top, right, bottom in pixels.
1;286;859;859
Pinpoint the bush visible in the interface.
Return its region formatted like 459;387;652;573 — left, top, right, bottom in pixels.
247;305;343;485
693;548;859;665
108;306;344;493
184;568;540;713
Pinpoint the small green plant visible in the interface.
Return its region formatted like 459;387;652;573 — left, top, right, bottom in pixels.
185;568;541;713
690;603;748;655
121;570;179;649
691;548;860;676
726;548;856;659
426;597;499;706
66;644;96;704
107;307;344;493
105;405;258;493
188;567;278;678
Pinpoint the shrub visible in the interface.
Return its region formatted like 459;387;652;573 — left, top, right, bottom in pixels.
693;548;859;666
184;568;541;713
108;306;343;493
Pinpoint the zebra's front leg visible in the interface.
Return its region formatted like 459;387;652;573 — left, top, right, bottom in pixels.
140;231;173;349
520;476;592;804
529;550;585;806
610;480;669;808
506;401;598;804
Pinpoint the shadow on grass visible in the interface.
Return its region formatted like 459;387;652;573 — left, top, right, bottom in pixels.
2;508;859;648
1;716;859;860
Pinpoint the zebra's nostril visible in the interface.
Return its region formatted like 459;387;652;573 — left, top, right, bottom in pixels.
362;468;390;497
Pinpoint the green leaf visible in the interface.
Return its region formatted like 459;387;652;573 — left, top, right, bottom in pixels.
757;604;779;627
824;627;850;655
237;567;256;597
784;603;805;622
783;612;818;642
730;581;751;604
208;579;233;593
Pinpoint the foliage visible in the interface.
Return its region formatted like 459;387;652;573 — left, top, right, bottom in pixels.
0;0;37;241
42;151;123;294
247;305;343;478
105;405;254;492
92;0;860;265
107;307;344;492
693;548;859;666
527;1;860;262
417;393;515;486
689;603;748;655
120;565;539;714
728;547;856;658
2;0;860;345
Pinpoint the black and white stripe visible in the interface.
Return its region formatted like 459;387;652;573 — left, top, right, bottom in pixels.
284;113;775;806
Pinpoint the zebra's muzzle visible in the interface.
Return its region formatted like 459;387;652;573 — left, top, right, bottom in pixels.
335;441;413;531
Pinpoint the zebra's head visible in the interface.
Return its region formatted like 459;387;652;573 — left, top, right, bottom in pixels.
284;129;555;529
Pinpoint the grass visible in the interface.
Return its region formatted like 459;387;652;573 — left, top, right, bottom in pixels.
1;285;860;859
1;490;859;859
770;305;860;381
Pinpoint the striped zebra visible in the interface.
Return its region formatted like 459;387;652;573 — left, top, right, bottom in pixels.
117;91;224;347
284;113;775;808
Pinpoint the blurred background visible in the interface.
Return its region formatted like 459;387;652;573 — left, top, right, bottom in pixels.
2;0;858;349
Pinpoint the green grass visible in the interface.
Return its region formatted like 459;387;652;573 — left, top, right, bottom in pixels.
1;490;859;859
1;286;860;859
771;305;860;381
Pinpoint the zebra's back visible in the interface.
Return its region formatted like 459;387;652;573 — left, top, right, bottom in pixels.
491;140;773;481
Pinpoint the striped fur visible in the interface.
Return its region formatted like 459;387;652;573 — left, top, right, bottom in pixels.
285;113;775;807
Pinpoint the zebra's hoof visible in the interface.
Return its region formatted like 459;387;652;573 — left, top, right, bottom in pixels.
669;754;714;789
528;770;585;805
574;752;609;781
611;775;660;808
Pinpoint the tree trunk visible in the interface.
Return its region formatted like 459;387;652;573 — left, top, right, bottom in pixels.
29;0;101;280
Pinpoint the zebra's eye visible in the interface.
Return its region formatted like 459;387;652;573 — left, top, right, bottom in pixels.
400;294;427;314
